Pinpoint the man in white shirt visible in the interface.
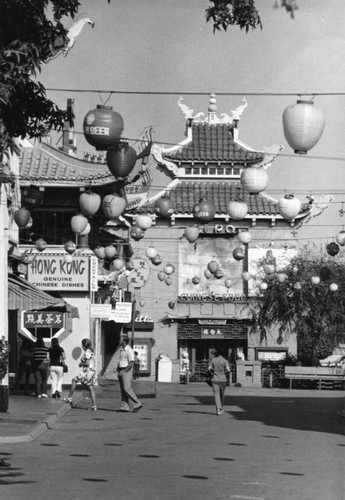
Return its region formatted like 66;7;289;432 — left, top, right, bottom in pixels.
116;336;142;413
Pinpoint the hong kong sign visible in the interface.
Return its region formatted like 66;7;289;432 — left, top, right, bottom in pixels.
27;255;90;291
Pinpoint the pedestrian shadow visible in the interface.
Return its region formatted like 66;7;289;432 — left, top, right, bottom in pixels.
194;394;345;435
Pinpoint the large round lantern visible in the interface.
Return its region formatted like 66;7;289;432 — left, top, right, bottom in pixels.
278;194;301;220
79;191;101;217
238;230;252;245
104;245;116;260
136;214;152;230
233;246;245;261
204;268;212;279
227;200;248;220
335;230;345;246
326;242;340;257
184;225;200;243
193;199;215;224
282;100;326;154
71;214;88;234
242;272;251;282
83;105;124;150
168;301;175;310
214;268;224;279
14;207;31;228
130;226;145;241
94;246;106;259
145;246;158;259
241;167;268;194
224;278;232;288
154;195;174;219
102;194;126;220
165;276;173;286
207;260;219;273
35;238;47;252
64;241;76;254
106;143;137;179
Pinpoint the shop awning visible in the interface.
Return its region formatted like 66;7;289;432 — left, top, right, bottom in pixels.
8;273;66;311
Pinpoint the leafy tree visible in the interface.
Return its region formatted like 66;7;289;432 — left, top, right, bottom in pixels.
206;0;262;33
248;245;345;366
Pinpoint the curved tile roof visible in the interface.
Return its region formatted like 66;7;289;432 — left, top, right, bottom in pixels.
20;142;115;186
164;124;264;164
135;180;310;218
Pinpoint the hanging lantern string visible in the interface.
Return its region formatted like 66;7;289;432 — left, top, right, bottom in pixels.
103;92;113;107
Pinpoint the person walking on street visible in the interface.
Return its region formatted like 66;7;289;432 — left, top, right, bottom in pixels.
49;337;66;398
14;337;33;394
63;338;97;410
208;348;230;415
116;337;142;413
31;337;49;398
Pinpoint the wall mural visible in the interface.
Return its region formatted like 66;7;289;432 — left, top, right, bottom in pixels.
178;238;244;297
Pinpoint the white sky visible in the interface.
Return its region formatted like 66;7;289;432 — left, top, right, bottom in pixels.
39;0;345;250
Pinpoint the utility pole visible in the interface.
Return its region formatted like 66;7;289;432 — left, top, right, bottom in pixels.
0;181;9;387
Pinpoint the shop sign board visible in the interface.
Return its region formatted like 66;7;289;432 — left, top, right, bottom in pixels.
90;304;112;318
201;327;225;338
113;302;132;323
133;338;152;375
27;255;90;291
23;311;64;328
90;256;98;292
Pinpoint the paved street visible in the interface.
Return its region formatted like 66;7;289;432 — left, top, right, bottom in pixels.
0;382;344;500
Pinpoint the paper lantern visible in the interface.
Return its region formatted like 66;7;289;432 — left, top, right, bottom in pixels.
214;269;224;279
276;273;287;283
136;214;152;230
64;241;76;254
184;225;200;243
102;194;126;220
326;242;340;256
238;231;252;245
145;246;158;259
168;301;175;309
278;194;301;220
94;246;106;259
154;196;174;219
71;214;88;234
151;255;162;266
241;167;268;194
224;278;232;288
35;238;47;252
112;258;124;271
204;269;212;279
242;272;251;281
104;245;116;259
335;230;345;246
227;200;248;220
106;143;137;179
158;271;166;281
64;254;73;264
164;264;175;275
192;276;200;285
207;260;219;273
130;226;145;241
126;260;135;271
165;276;173;286
79;191;101;216
14;207;31;228
294;282;302;290
233;247;245;261
330;283;338;292
139;299;145;307
282;100;325;154
83;105;123;150
260;282;268;291
311;276;320;285
192;199;215;224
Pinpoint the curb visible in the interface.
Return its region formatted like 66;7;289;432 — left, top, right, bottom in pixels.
0;394;83;444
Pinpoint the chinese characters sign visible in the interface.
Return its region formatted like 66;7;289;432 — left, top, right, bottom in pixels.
126;258;150;289
27;255;90;291
201;327;225;338
23;311;64;329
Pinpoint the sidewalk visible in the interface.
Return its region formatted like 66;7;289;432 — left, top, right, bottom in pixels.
1;381;344;444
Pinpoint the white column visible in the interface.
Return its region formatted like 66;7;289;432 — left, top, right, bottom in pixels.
0;183;9;385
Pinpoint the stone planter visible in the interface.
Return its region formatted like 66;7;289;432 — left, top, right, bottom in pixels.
0;385;9;412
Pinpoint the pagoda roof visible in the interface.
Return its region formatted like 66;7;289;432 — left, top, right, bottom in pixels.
19;142;115;187
164;123;264;164
135;180;311;220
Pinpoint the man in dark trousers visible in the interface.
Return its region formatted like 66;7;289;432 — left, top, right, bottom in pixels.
116;337;142;413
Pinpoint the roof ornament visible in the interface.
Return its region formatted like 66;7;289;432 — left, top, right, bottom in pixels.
46;17;95;61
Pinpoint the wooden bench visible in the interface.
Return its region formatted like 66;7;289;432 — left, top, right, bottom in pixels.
285;366;345;390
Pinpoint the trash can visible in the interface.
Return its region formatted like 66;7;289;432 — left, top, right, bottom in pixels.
157;356;172;382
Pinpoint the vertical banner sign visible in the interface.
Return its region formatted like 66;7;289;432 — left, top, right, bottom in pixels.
90;256;98;292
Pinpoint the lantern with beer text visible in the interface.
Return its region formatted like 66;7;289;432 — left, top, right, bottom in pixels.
83;105;123;150
193;199;215;224
154;195;174;219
